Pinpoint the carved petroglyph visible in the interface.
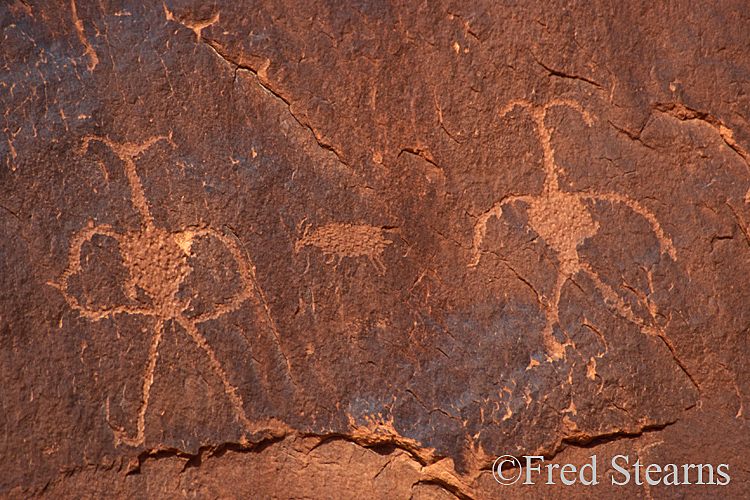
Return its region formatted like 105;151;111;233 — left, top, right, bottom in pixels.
163;4;221;40
70;0;99;72
470;99;677;360
295;222;392;274
54;136;291;447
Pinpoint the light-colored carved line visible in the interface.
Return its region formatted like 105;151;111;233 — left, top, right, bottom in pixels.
57;224;155;320
544;98;593;126
542;261;643;362
186;228;253;323
234;322;282;405
79;135;173;224
104;396;125;442
121;157;153;224
497;99;593;194
498;99;531;119
175;315;254;431
541;273;568;360
581;193;677;261
468;195;533;267
70;304;154;322
233;233;296;386
70;0;98;72
369;253;386;275
60;223;118;285
579;262;643;327
531;107;559;192
117;320;165;447
536;100;590;191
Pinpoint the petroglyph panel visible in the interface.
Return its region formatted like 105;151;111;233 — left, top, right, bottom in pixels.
3;1;750;497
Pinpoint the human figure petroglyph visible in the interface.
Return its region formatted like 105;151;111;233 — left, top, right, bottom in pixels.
470;99;678;360
52;136;293;446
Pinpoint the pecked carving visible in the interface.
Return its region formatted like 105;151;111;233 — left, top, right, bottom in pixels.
51;136;293;447
470;100;677;360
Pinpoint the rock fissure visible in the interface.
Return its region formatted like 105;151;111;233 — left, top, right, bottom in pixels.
654;102;750;174
533;57;603;89
201;38;353;172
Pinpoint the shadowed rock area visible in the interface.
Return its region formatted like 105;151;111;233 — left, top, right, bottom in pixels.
1;0;749;498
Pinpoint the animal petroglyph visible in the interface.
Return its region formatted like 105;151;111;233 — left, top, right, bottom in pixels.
53;136;292;447
295;222;392;274
470;99;677;360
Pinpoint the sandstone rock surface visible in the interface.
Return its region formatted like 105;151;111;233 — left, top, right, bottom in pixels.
2;0;750;498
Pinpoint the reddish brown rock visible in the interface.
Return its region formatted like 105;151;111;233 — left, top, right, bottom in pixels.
2;0;750;498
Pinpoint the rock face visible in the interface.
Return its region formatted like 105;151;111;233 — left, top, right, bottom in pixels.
2;0;750;498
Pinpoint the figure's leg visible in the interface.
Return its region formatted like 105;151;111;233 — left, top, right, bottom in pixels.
541;272;569;360
578;262;645;328
579;263;700;391
108;319;163;447
371;254;386;275
185;228;298;400
176;315;254;432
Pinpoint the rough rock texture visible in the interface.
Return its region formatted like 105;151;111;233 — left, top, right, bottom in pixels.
2;0;750;498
